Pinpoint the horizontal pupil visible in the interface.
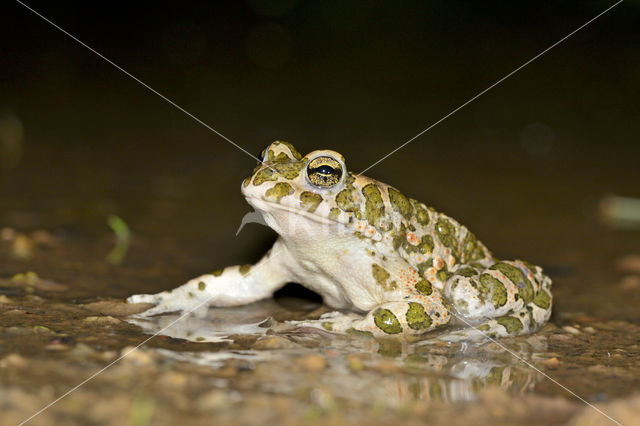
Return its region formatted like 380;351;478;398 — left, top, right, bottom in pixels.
310;165;337;175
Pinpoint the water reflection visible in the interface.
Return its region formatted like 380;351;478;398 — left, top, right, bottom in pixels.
126;302;544;405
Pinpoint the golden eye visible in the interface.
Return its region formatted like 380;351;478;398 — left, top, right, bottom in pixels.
307;156;343;187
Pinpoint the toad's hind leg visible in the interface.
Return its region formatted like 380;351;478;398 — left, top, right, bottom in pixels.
438;260;552;342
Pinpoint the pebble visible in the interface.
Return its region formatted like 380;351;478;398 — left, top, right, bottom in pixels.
0;295;14;304
550;333;575;343
82;315;122;325
296;354;327;371
253;335;300;350
12;233;34;258
539;357;560;368
562;326;581;335
619;275;640;290
0;227;16;241
120;346;156;366
372;360;402;374
0;353;28;368
346;354;365;371
195;389;233;412
615;254;640;273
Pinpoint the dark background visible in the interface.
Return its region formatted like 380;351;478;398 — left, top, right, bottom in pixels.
1;1;638;299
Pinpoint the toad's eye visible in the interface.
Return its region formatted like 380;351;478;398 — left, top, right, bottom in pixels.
307;156;343;187
257;149;267;163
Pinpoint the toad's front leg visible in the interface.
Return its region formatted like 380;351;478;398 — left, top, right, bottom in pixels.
127;238;295;317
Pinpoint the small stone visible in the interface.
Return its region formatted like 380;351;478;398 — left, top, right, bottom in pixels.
0;227;16;241
583;326;596;334
346;354;365;371
120;346;155;366
6;326;30;335
372;360;403;374
253;336;299;350
0;353;28;368
549;333;574;343
296;354;327;371
82;315;121;325
562;326;581;335
195;390;233;413
539;357;560;368
12;233;34;258
159;371;188;388
615;254;640;273
0;295;14;304
619;275;640;290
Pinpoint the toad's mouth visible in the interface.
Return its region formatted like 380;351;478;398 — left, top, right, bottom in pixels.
244;195;349;227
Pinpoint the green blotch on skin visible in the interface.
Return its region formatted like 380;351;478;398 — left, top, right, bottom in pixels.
273;141;302;160
479;273;507;308
406;302;432;330
462;231;486;262
211;268;224;276
388;187;413;220
198;281;206;291
371;264;397;290
273;151;292;163
392;224;406;251
455;267;478;278
362;183;385;227
300;191;323;212
522;260;540;276
335;186;361;219
532;289;551;310
253;168;277;186
414;279;433;296
411;200;430;226
496;315;524;334
265;182;294;202
402;235;434;256
490;262;534;304
373;308;403;334
417;259;433;277
188;292;194;298
476;324;490;331
239;264;252;276
321;322;333;331
436;265;453;282
328;207;340;221
435;218;460;260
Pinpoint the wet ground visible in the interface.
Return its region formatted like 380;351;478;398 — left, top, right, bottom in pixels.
2;2;640;425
